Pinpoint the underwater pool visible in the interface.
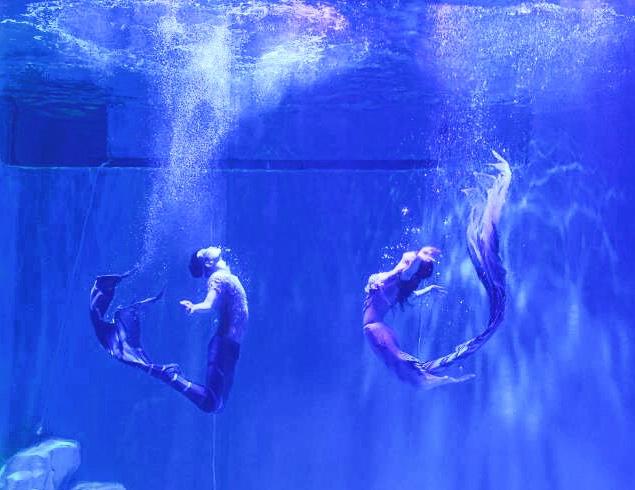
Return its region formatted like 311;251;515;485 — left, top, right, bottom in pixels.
1;1;634;490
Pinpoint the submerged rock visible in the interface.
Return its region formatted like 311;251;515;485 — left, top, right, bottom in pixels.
0;439;80;490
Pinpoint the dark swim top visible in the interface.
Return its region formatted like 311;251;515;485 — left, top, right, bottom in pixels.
362;262;432;325
364;271;401;313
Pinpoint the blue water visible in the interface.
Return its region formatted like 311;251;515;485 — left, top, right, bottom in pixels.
1;1;634;490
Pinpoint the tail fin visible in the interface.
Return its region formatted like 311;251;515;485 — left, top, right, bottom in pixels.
90;271;161;369
422;151;511;373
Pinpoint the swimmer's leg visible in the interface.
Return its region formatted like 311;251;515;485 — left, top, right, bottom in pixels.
363;321;420;385
363;322;473;388
151;366;221;413
151;335;239;413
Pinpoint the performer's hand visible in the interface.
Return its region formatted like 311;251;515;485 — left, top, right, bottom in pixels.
417;246;441;263
179;300;195;314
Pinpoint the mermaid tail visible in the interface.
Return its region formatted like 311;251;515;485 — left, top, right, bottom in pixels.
421;151;511;373
89;271;162;370
89;272;238;413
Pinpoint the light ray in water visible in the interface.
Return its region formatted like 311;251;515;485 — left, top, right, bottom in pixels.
6;0;366;268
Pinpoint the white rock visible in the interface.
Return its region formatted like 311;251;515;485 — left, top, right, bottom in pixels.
0;439;80;490
71;483;126;490
5;468;48;490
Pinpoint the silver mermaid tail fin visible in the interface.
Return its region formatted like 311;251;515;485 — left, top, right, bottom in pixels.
422;151;511;374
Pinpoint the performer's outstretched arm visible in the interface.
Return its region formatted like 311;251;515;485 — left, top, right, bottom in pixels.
413;285;447;297
180;288;218;315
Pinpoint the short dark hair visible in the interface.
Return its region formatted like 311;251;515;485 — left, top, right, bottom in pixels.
189;251;204;278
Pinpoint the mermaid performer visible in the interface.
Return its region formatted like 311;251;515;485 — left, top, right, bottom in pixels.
89;246;248;412
363;152;511;388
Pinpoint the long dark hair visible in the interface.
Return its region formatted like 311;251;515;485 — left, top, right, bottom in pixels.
189;251;205;278
395;260;433;306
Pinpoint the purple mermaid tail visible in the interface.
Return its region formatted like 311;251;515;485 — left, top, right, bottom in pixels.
89;270;163;370
421;151;511;373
